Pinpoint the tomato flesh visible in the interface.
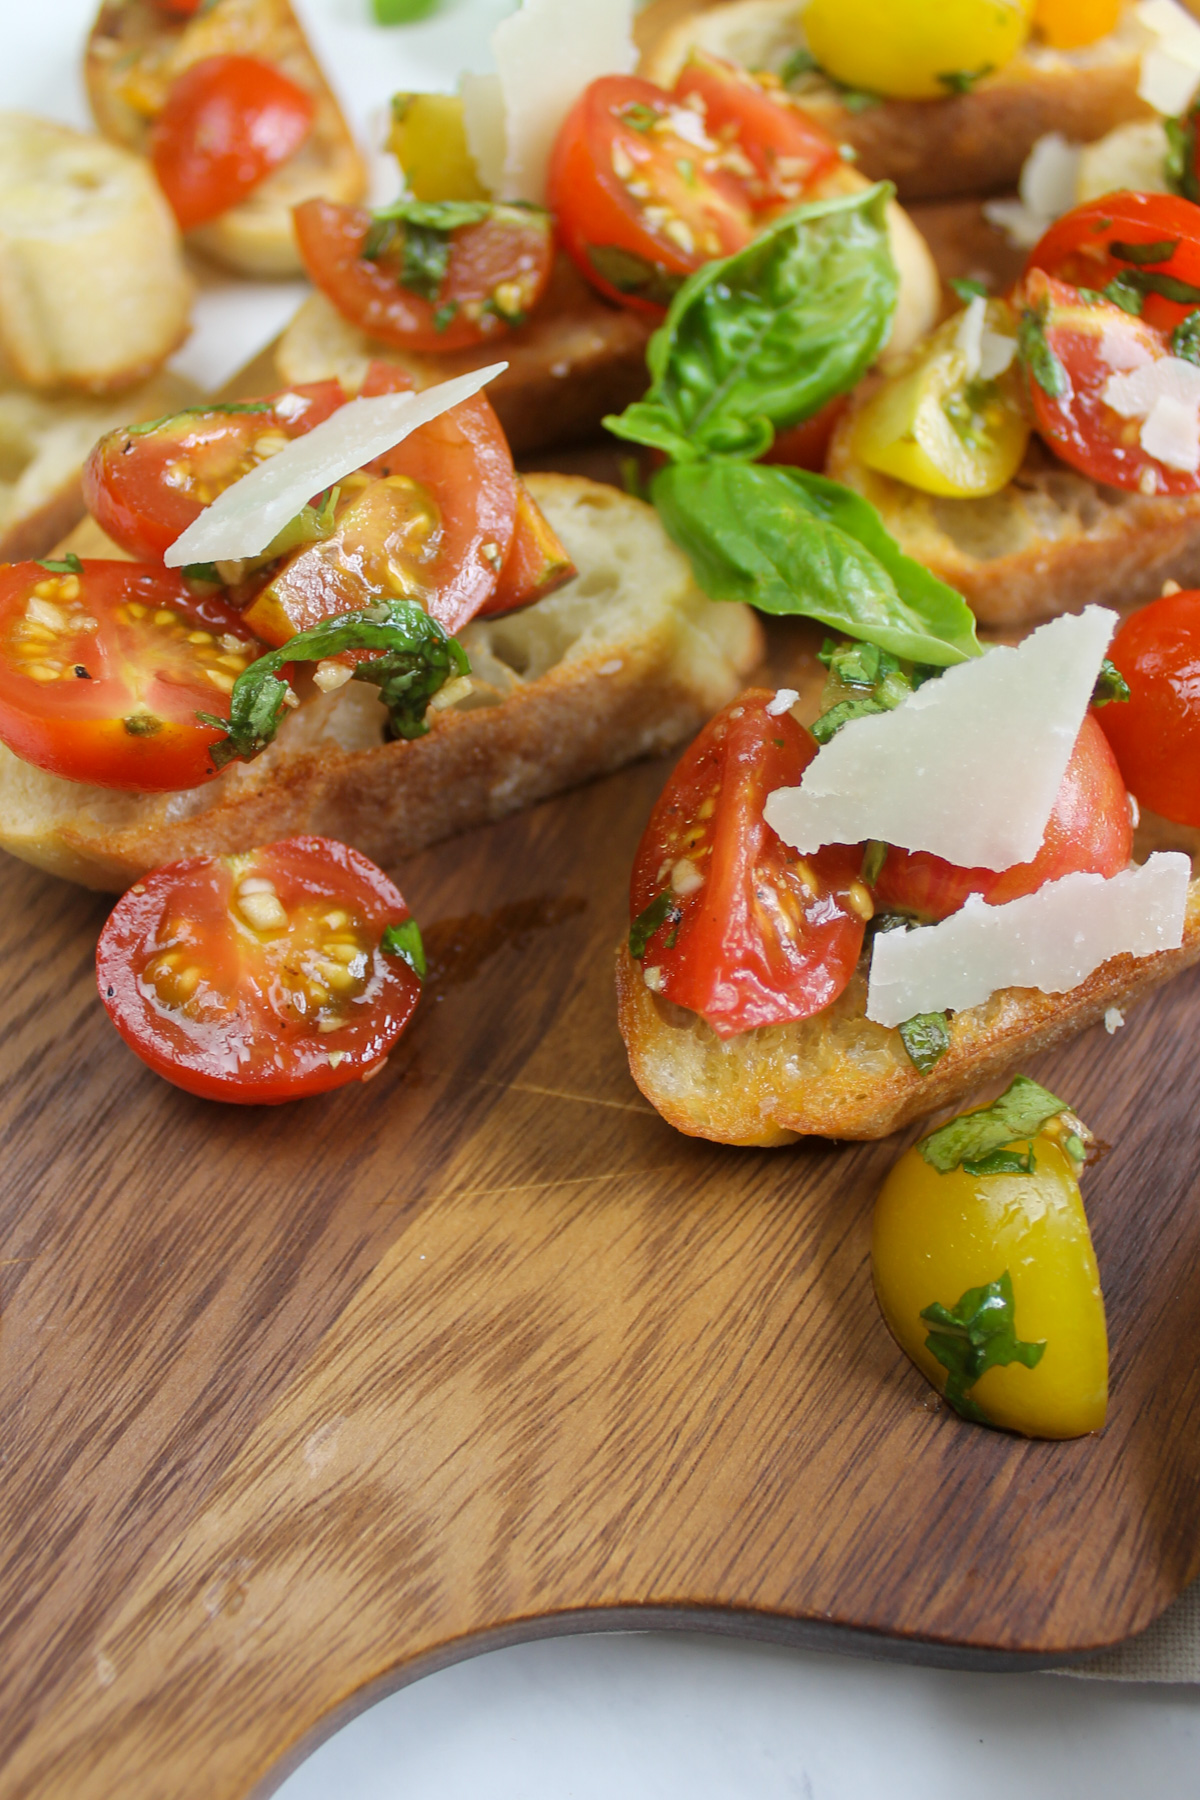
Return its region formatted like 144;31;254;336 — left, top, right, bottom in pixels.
151;55;315;231
1096;588;1200;827
96;836;422;1104
0;561;266;791
83;383;348;564
872;715;1132;922
293;198;555;353
629;690;867;1037
1026;193;1200;336
673;52;840;211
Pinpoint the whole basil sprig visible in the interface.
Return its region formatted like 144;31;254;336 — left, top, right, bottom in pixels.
605;184;899;463
198;600;468;770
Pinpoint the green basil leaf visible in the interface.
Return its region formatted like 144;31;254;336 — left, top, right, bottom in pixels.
1091;657;1130;707
370;198;494;232
629;891;678;960
1018;304;1069;397
950;277;989;303
898;1011;951;1074
125;401;273;438
918;1074;1068;1173
1170;308;1200;364
587;244;683;310
36;552;83;575
1110;236;1180;265
652;461;981;666
381;918;426;978
936;64;993;94
1103;273;1145;316
921;1270;1046;1423
605;184;898;463
961;1146;1037;1176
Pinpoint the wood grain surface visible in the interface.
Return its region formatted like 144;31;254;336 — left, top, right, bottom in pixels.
2;712;1200;1799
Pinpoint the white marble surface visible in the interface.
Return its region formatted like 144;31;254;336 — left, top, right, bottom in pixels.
7;5;1200;1792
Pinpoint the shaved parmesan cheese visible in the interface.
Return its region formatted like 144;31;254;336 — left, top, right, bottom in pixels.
978;326;1017;380
1136;0;1200;115
766;688;799;717
1099;323;1154;373
1077;120;1171;204
866;854;1190;1028
1020;131;1082;219
982;196;1054;251
763;608;1116;872
1141;392;1200;470
460;72;506;196
955;296;986;378
1103;353;1200;471
464;0;637;207
163;364;507;569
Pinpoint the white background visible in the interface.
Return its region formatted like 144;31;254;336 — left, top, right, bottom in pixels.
4;2;1199;1793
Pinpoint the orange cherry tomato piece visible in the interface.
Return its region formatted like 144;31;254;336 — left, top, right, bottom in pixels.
151;55;314;231
872;715;1132;922
82;383;348;564
0;561;266;791
629;689;867;1037
293;198;555;353
1096;587;1200;827
96;836;423;1104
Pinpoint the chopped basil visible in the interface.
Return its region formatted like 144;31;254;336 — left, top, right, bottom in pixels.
620;101;660;134
182;562;223;585
860;839;889;887
381;917;426;978
837;86;881;113
1103;273;1145;316
629;891;679;960
433;301;460;333
936;64;993;94
1109;237;1180;265
1165;110;1198;202
122;712;162;737
918;1074;1069;1173
363;198;510;302
1018;304;1068;399
260;487;341;561
950;277;989;303
812;637;925;742
1091;657;1130;707
779;47;819;85
126;401;272;438
587;244;682;309
962;1145;1036;1176
921;1270;1046;1424
1170;309;1200;365
35;552;83;575
1108;267;1200;309
197;599;468;770
898;1011;951;1074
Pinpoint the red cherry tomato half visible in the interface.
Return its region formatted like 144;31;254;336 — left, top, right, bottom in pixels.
82;383;348;564
293;198;555;353
873;715;1132;923
154;0;206;15
0;561;266;790
151;55;315;232
761;395;849;470
1025;192;1200;335
96;836;423;1103
629;690;867;1037
673;51;840;211
1096;587;1200;827
1017;269;1200;495
548;75;757;313
242;361;517;643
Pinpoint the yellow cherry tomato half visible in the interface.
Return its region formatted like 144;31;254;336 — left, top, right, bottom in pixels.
873;1133;1108;1438
387;92;489;202
803;0;1033;101
851;299;1030;498
1033;0;1121;50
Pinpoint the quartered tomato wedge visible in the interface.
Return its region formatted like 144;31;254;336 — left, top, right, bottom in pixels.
548;75;757;312
1025;192;1200;335
628;690;868;1037
293;198;555;353
673;52;840;211
241;362;518;642
1097;587;1200;827
82;383;347;564
96;836;423;1104
872;715;1132;922
1016;269;1200;494
0;561;266;790
151;55;315;231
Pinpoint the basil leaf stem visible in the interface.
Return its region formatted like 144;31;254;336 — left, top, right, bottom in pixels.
921;1271;1046;1424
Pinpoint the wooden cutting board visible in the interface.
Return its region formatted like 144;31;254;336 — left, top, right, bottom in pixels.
2;721;1200;1800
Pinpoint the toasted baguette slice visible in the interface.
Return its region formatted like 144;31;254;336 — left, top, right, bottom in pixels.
0;113;191;393
616;876;1200;1146
0;367;198;564
827;395;1200;629
637;0;1152;203
86;0;365;277
0;476;763;891
275;257;655;455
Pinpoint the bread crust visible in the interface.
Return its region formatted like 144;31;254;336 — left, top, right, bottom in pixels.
616;879;1200;1145
0;476;763;890
827;391;1200;629
85;0;365;277
638;0;1152;202
275;257;655;455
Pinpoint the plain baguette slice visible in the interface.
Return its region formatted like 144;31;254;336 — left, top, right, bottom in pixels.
637;0;1154;203
826;393;1200;630
0;113;192;393
0;476;763;891
616;877;1200;1146
85;0;365;277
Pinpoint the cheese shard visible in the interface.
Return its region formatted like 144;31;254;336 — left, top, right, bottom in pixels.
764;608;1116;872
1136;0;1200;117
464;0;637;206
866;854;1191;1028
163;365;507;568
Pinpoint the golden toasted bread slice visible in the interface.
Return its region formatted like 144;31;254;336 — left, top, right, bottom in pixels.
637;0;1152;203
85;0;365;276
0;113;191;393
826;392;1200;630
0;476;763;890
616;878;1200;1146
